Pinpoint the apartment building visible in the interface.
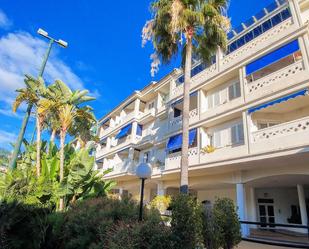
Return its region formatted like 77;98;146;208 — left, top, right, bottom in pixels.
95;0;309;236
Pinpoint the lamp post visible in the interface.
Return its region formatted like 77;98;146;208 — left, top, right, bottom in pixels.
9;29;68;169
136;162;152;221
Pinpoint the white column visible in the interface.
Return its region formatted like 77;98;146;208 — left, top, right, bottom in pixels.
288;0;303;27
250;187;257;223
216;47;224;72
106;137;111;149
239;67;246;102
131;121;138;142
134;98;141;115
157;181;165;196
297;184;308;225
243;111;251;155
236;183;249;237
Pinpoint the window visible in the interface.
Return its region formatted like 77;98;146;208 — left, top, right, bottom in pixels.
228;82;241;101
214;92;220;106
148;101;155;110
174;108;182;117
212;131;222;147
231;123;244;145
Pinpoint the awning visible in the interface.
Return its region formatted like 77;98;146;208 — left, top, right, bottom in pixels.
246;39;299;75
166;129;197;152
248;88;308;114
171;91;198;107
115;123;132;139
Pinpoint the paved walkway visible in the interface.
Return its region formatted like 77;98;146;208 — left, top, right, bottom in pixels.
238;241;303;249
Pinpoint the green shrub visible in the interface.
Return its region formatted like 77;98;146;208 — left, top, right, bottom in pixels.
170;194;203;249
106;218;172;249
202;205;221;249
49;197;169;249
212;198;241;249
0;201;50;249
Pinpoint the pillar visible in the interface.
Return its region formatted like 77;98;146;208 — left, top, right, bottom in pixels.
297;184;308;225
249;187;257;223
288;0;303;27
134;98;141;115
236;183;249;237
157;181;165;196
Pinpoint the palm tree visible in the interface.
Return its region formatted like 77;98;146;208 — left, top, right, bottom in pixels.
143;0;230;194
46;80;95;210
13;75;46;177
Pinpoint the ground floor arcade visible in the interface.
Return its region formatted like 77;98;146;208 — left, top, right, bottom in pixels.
109;151;309;243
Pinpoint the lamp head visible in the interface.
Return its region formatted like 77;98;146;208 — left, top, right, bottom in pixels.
37;28;48;38
136;163;152;179
57;39;68;48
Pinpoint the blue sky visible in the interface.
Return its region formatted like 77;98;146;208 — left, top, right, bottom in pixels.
0;0;274;149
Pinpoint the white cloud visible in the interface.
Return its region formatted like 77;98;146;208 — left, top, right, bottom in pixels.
0;31;85;117
0;9;12;29
0;129;16;148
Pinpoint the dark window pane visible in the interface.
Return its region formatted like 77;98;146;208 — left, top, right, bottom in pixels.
259;205;266;216
237;37;245;47
260;216;267;227
244;31;254;43
253;26;262;38
281;8;291;20
268;206;275;216
262;20;272;32
271;13;282;26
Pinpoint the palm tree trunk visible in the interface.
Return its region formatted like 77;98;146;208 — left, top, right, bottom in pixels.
36;115;41;177
180;33;192;194
59;129;66;211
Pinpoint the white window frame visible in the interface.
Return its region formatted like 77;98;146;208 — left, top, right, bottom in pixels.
231;123;244;145
228;81;241;101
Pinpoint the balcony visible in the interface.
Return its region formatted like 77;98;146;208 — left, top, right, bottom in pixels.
249;90;309;154
135;129;154;149
137;109;155;124
169;108;198;132
221;6;294;71
246;59;306;102
165;147;199;171
251;116;309;154
104;159;138;177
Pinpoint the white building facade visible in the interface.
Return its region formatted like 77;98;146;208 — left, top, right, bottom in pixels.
95;0;309;236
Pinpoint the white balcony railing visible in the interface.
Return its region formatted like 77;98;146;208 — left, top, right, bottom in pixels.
169;108;199;130
221;18;293;69
246;60;304;95
165;147;199;171
251;116;309;153
105;159;138;176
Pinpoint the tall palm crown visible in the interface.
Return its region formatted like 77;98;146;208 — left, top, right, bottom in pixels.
143;0;230;75
143;0;230;194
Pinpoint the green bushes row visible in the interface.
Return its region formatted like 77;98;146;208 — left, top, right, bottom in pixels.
0;195;241;249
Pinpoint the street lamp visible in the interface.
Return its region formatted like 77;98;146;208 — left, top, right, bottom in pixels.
9;28;68;169
136;162;152;221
